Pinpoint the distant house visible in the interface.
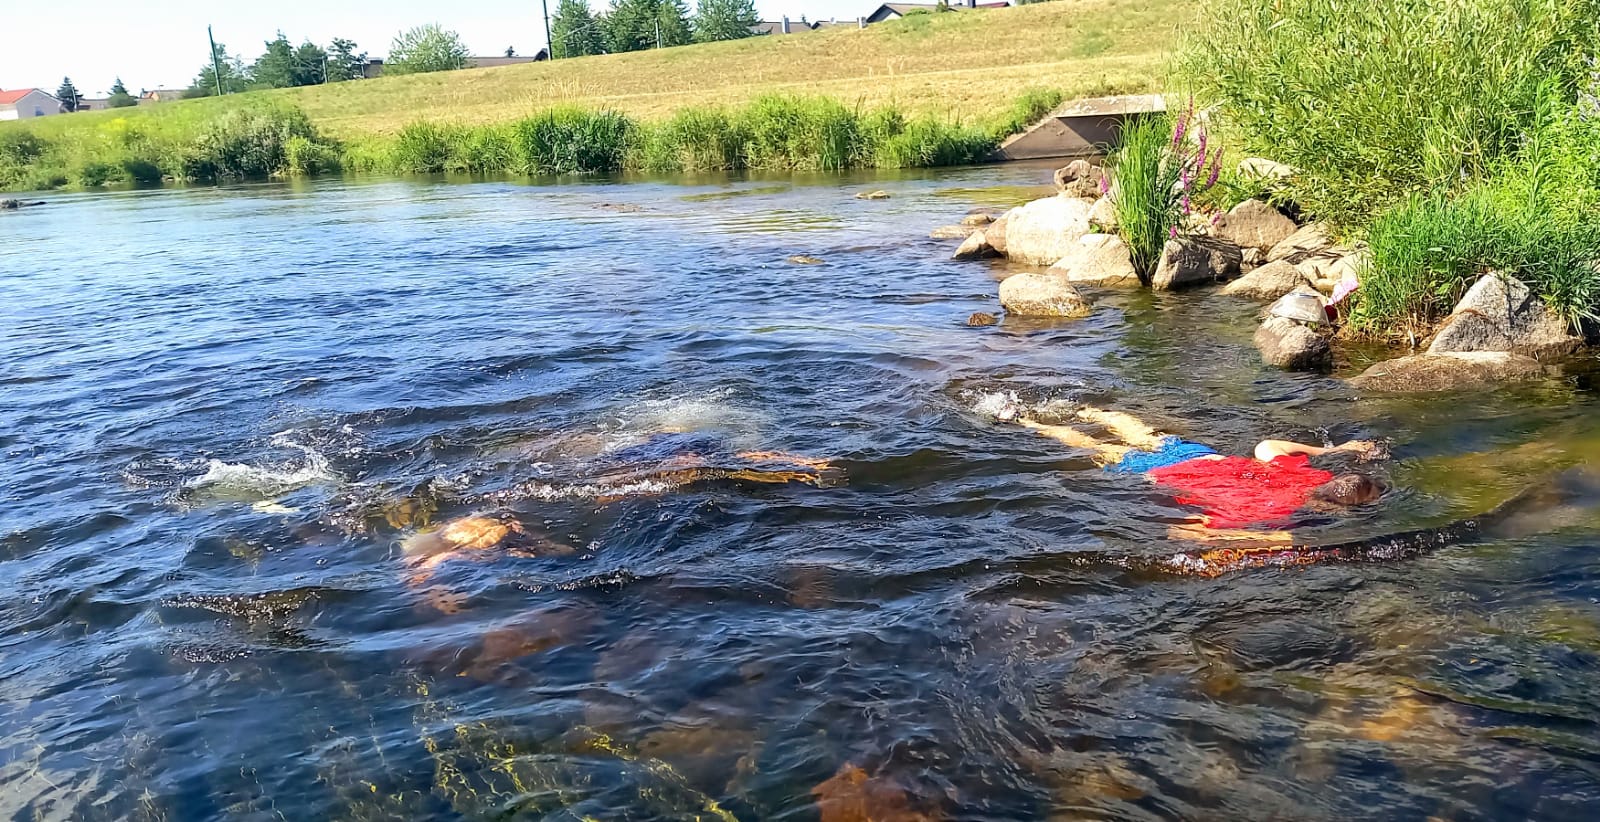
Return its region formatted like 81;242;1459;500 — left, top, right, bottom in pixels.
752;17;814;35
467;50;549;68
138;89;189;104
863;0;1009;24
75;97;110;111
0;88;61;120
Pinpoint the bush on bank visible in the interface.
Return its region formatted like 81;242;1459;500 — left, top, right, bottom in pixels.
1181;0;1600;338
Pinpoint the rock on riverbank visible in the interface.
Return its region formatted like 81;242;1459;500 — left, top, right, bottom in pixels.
999;272;1091;317
1427;273;1583;359
1348;351;1549;392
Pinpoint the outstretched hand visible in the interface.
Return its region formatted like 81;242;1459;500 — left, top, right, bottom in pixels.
1337;440;1389;462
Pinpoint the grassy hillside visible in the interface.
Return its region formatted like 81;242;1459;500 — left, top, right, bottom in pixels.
16;0;1185;141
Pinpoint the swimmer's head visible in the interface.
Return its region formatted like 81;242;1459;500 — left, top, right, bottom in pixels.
1310;473;1386;507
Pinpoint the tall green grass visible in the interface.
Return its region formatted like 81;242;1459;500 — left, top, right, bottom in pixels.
2;90;1049;190
1182;0;1600;230
1107;105;1225;283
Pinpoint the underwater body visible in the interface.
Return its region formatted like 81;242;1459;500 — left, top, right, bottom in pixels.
4;168;1600;819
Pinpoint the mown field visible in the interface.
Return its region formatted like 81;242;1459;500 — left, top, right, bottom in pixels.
10;0;1185;142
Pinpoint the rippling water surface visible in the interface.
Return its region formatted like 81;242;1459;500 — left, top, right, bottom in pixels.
5;167;1600;820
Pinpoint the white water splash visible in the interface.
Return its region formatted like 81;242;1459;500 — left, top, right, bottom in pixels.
183;431;337;499
969;390;1025;422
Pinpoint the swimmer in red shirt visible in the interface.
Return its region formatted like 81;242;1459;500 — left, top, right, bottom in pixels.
996;403;1385;548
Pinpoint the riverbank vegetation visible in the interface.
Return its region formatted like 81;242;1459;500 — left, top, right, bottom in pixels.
0;0;1177;191
1180;0;1600;339
0;90;1061;190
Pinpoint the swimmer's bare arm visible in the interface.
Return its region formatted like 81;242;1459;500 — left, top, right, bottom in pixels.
1255;439;1385;461
1166;520;1295;545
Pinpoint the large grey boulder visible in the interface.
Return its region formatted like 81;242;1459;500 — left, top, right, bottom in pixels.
1152;237;1243;290
1000;195;1093;266
999;272;1092;317
952;230;1000;261
1053;159;1105;198
1255;316;1331;371
1088;196;1117;232
1213;199;1297;253
984;210;1013;256
1045;233;1139;287
1427;273;1583;359
1267;223;1337;263
1222;260;1317;301
1348;351;1548;392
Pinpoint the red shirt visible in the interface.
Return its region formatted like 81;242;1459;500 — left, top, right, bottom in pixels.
1148;454;1334;528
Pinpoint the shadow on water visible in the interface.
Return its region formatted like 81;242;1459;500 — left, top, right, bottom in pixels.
3;165;1600;819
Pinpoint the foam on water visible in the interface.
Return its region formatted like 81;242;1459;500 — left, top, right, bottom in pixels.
183;431;338;500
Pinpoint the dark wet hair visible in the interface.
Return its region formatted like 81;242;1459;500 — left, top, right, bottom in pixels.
1310;473;1386;507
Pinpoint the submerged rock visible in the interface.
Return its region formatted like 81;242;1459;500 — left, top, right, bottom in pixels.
966;312;998;327
0;199;45;210
812;763;940;822
1222;260;1316;301
1053;158;1105;198
1255;316;1331;371
1348;351;1549;392
1427;273;1583;359
960;212;995;227
856;190;892;200
929;224;974;240
952;230;1000;261
1045;233;1139;287
787;254;826;265
1152;237;1243;290
999;195;1092;266
999;272;1091;317
1213;199;1297;253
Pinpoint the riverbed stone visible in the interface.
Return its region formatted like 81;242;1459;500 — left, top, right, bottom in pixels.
1213;199;1297;253
1053;159;1105;198
1000;195;1093;266
1267;223;1337;263
952;230;1000;261
1426;273;1583;359
1045;233;1139;287
1255;316;1332;371
999;272;1091;317
856;190;891;200
984;210;1013;256
1152;237;1243;290
967;312;998;327
961;212;995;227
1348;351;1548;392
1088;196;1117;231
1238;157;1294;181
930;224;974;239
1222;259;1317;301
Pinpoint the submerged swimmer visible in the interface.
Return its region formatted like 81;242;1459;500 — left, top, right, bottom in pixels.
994;400;1386;547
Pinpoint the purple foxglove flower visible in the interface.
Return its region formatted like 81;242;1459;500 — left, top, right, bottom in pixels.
1098;175;1110;194
1171;114;1187;149
1195;130;1208;167
1181;193;1191;214
1205;150;1222;187
1169;225;1179;239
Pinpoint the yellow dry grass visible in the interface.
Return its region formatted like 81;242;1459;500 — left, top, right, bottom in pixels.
252;0;1189;137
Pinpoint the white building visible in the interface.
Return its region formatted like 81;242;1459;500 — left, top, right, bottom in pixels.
0;88;61;120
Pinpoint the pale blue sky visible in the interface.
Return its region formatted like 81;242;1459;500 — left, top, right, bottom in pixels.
0;0;874;94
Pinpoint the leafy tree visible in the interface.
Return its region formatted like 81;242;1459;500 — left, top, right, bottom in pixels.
552;0;607;57
185;43;251;97
606;0;691;52
692;0;759;42
386;24;469;75
251;33;325;88
56;77;81;112
326;38;368;81
107;77;137;108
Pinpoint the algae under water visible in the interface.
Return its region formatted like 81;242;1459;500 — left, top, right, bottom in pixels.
2;165;1600;819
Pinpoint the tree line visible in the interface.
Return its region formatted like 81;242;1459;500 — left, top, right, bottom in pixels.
551;0;761;59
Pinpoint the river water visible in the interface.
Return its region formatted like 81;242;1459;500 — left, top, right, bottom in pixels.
3;167;1600;820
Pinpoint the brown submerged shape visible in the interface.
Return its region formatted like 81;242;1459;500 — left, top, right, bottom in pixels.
812;763;941;822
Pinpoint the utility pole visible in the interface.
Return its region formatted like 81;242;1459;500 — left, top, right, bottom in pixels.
541;0;555;60
208;25;225;96
655;18;662;48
